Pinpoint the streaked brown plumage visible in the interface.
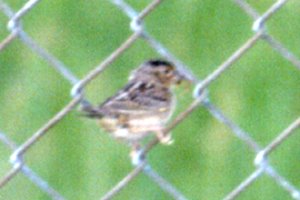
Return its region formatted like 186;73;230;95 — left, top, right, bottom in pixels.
83;59;188;151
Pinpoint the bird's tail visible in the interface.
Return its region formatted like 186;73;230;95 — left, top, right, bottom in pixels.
79;101;104;118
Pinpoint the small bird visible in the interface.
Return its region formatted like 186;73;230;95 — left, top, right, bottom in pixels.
82;59;189;162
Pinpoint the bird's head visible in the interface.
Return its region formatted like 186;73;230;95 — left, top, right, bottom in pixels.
130;59;190;87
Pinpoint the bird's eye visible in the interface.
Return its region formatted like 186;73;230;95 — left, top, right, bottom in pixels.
163;67;172;74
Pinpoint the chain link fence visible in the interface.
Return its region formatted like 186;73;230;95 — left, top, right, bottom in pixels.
0;0;299;199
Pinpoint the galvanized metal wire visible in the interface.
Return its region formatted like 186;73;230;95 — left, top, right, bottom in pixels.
0;0;299;199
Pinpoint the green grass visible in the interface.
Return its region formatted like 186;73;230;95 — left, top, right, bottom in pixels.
0;1;300;199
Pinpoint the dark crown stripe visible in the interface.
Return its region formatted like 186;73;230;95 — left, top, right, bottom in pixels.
146;59;173;67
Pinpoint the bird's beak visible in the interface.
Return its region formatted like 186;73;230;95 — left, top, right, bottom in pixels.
174;70;193;85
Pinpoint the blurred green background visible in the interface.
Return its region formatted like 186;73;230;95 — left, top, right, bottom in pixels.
1;0;300;199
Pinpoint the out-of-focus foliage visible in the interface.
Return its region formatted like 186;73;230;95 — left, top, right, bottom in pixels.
0;1;299;199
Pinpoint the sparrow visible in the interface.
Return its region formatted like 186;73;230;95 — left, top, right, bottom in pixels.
82;59;189;161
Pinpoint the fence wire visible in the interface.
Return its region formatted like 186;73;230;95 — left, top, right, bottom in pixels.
0;0;299;199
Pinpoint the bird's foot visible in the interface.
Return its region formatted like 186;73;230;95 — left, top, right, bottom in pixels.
156;131;174;145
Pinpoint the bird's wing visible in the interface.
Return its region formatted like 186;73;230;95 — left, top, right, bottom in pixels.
98;81;171;118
